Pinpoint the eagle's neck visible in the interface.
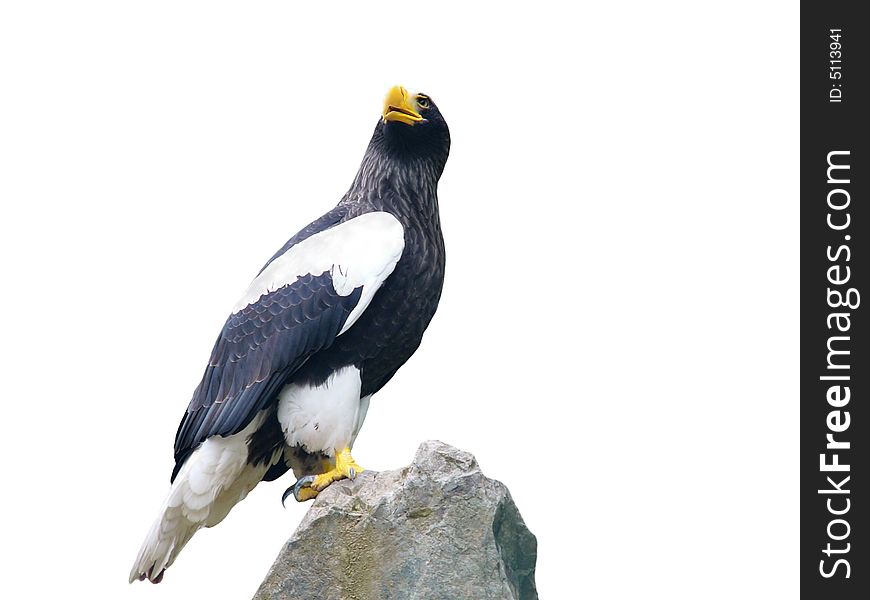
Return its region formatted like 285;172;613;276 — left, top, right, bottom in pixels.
342;150;442;223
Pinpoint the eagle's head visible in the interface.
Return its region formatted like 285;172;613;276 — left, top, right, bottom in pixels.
375;85;450;170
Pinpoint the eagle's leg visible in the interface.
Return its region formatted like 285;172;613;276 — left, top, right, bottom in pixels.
283;447;364;503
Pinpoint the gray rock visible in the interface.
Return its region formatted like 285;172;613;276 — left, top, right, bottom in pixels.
254;441;538;600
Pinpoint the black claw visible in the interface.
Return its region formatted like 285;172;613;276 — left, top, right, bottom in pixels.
282;475;316;507
348;467;356;480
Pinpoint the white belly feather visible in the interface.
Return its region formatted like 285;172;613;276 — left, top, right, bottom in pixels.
277;365;368;455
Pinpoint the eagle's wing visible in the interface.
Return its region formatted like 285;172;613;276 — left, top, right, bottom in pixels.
172;210;405;479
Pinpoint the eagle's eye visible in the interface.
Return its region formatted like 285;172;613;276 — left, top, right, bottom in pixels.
417;96;430;109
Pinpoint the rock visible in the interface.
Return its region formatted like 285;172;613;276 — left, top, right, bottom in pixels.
254;441;538;600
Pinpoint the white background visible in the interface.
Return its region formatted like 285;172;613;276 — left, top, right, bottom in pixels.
0;2;798;598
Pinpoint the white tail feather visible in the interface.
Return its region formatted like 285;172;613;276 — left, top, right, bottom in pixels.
129;414;274;584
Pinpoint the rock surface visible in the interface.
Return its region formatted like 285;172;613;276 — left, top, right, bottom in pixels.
254;441;538;600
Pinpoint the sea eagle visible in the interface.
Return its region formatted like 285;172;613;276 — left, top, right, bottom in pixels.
130;86;449;584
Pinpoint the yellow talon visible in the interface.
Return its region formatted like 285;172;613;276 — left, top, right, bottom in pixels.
311;447;364;491
283;448;365;504
294;487;320;502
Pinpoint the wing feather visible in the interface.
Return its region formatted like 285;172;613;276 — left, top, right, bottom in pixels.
171;210;404;480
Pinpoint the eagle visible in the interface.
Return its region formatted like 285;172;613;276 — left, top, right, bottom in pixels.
130;86;450;584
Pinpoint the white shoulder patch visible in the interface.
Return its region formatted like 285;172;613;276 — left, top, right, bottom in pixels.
232;212;405;330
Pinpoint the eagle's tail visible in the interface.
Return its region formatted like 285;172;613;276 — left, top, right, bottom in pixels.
129;414;275;584
128;492;201;584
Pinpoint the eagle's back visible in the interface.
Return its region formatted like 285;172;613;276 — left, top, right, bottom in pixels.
292;195;445;397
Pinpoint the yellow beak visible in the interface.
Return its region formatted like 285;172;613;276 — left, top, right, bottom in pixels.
382;86;424;125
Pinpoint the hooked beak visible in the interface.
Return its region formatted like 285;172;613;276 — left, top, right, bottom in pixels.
382;86;425;125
